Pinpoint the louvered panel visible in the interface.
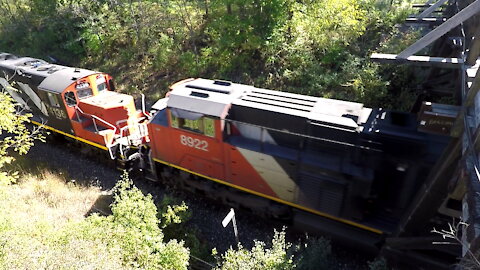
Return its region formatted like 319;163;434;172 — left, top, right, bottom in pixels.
297;173;345;216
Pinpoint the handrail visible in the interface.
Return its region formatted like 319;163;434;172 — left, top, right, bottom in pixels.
141;94;152;119
73;105;147;159
74;105;117;145
92;115;117;135
120;125;130;143
119;125;131;157
75;106;83;122
75;105;85;115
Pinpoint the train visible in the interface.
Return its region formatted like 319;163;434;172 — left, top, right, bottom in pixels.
0;53;457;250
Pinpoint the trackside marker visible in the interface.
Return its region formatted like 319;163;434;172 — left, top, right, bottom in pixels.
222;208;239;244
222;208;235;227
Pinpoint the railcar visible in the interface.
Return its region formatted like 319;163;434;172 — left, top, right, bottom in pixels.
146;78;450;246
0;53;149;158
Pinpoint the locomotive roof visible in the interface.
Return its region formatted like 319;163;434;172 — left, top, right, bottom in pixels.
167;78;247;117
233;87;371;129
0;53;97;93
38;68;96;93
168;78;372;130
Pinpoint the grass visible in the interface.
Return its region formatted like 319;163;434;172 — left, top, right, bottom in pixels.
0;170;128;270
0;168;192;270
1;170;103;228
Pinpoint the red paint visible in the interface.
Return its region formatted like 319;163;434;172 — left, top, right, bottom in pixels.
148;109;278;198
60;73;138;147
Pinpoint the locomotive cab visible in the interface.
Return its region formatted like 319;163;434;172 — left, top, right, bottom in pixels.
147;79;243;180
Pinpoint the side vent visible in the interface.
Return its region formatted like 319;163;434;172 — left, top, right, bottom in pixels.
297;172;345;216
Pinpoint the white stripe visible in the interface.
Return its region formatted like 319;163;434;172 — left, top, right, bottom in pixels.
237;147;296;201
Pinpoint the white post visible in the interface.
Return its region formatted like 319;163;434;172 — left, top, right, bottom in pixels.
232;212;239;245
222;208;239;245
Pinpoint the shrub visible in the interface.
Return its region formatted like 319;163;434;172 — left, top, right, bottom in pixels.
0;171;190;270
215;229;294;270
295;237;333;270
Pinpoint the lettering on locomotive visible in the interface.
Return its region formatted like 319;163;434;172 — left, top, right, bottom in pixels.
180;134;209;151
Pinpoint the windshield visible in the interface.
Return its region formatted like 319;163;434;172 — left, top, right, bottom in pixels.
77;88;93;99
97;82;107;92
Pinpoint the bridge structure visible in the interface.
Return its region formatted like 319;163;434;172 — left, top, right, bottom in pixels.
371;0;480;268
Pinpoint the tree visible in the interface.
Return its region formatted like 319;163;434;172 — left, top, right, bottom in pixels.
0;90;42;185
85;172;191;269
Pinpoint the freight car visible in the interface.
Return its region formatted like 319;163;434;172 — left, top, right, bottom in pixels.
0;54;453;249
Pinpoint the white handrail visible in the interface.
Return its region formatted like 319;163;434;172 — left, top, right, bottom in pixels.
73;105;146;159
75;105;85;115
92;115;117;133
119;125;131;157
141;94;152;119
74;106;117;145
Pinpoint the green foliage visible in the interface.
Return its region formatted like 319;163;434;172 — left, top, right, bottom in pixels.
93;171;190;269
368;257;389;270
200;0;290;77
159;194;212;262
0;0;84;60
290;0;367;50
295;237;333;270
0;171;126;269
215;229;294;270
0;171;190;269
0;0;418;109
213;231;334;270
0;91;41;185
159;195;190;229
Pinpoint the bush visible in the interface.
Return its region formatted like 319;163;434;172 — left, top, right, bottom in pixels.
368;257;389;270
295;237;333;270
214;229;294;270
0;171;190;270
159;195;213;262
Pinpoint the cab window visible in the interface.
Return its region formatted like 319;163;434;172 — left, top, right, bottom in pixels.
203;118;215;137
171;113;215;137
97;82;107;92
77;88;93;99
47;92;60;107
64;91;77;107
108;79;116;91
96;75;107;92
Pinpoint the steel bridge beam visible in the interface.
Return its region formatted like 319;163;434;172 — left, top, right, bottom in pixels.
416;0;449;19
397;0;480;59
371;53;463;68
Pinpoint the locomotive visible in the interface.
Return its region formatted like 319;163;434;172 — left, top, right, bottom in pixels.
0;53;149;159
0;54;452;248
